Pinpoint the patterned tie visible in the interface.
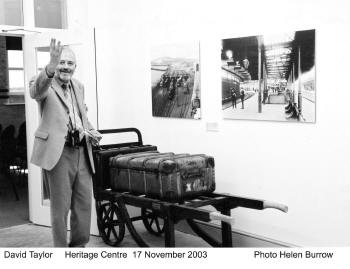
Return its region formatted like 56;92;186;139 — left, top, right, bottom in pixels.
62;83;68;97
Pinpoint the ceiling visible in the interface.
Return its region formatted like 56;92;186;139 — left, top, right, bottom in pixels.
263;32;294;81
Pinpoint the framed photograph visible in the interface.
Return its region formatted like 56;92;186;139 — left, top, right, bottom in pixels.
221;29;315;122
151;41;201;119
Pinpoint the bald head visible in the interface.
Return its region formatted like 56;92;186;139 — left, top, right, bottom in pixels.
61;46;76;63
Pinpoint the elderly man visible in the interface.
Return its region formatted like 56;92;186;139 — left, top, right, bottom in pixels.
30;38;101;247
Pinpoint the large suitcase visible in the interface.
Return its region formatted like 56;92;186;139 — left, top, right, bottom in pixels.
109;152;215;201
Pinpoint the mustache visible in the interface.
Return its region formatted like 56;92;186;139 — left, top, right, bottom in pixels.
59;68;72;73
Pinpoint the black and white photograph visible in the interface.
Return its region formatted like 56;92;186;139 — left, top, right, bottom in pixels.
1;0;350;268
151;41;201;119
221;29;315;122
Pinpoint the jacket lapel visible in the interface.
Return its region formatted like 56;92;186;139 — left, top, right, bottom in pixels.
51;78;69;109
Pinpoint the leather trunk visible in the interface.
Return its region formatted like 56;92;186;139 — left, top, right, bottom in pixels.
109;152;215;201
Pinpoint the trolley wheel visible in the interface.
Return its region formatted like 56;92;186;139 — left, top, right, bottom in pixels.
141;208;165;236
97;201;125;246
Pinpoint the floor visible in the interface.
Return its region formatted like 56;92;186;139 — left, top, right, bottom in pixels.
0;172;29;229
0;172;209;248
0;222;210;248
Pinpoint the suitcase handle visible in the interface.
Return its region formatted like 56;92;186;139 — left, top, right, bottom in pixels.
97;128;143;146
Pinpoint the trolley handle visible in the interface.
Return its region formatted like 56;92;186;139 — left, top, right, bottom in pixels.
213;193;288;213
97;128;143;146
263;200;288;213
209;212;235;225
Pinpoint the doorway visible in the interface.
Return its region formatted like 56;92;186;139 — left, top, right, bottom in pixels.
0;35;29;229
1;29;98;238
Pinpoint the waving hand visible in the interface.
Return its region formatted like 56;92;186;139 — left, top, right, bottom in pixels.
46;38;63;75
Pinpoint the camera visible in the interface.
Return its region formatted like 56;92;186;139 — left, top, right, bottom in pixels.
67;129;80;148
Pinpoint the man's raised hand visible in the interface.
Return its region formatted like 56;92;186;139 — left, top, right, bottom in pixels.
46;38;63;75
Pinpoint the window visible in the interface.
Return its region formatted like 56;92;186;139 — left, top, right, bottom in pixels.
36;47;50;72
34;0;67;29
0;0;23;26
1;0;68;29
8;50;24;92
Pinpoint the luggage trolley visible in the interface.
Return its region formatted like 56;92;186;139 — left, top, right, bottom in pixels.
92;128;288;247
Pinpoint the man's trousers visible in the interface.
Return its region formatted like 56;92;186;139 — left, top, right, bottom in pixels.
44;145;92;247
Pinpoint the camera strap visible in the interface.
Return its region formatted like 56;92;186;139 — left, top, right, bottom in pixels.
68;85;77;130
67;81;84;141
68;114;74;131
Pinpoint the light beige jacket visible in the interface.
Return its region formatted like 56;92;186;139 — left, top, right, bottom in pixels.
29;70;95;173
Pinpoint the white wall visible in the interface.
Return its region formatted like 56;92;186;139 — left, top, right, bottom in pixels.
87;0;350;246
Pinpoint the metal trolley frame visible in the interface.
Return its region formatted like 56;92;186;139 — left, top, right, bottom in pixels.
93;128;287;247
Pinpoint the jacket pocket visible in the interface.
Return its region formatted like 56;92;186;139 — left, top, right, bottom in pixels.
34;130;49;140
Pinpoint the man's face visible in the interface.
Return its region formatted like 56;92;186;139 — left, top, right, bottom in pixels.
55;49;76;83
